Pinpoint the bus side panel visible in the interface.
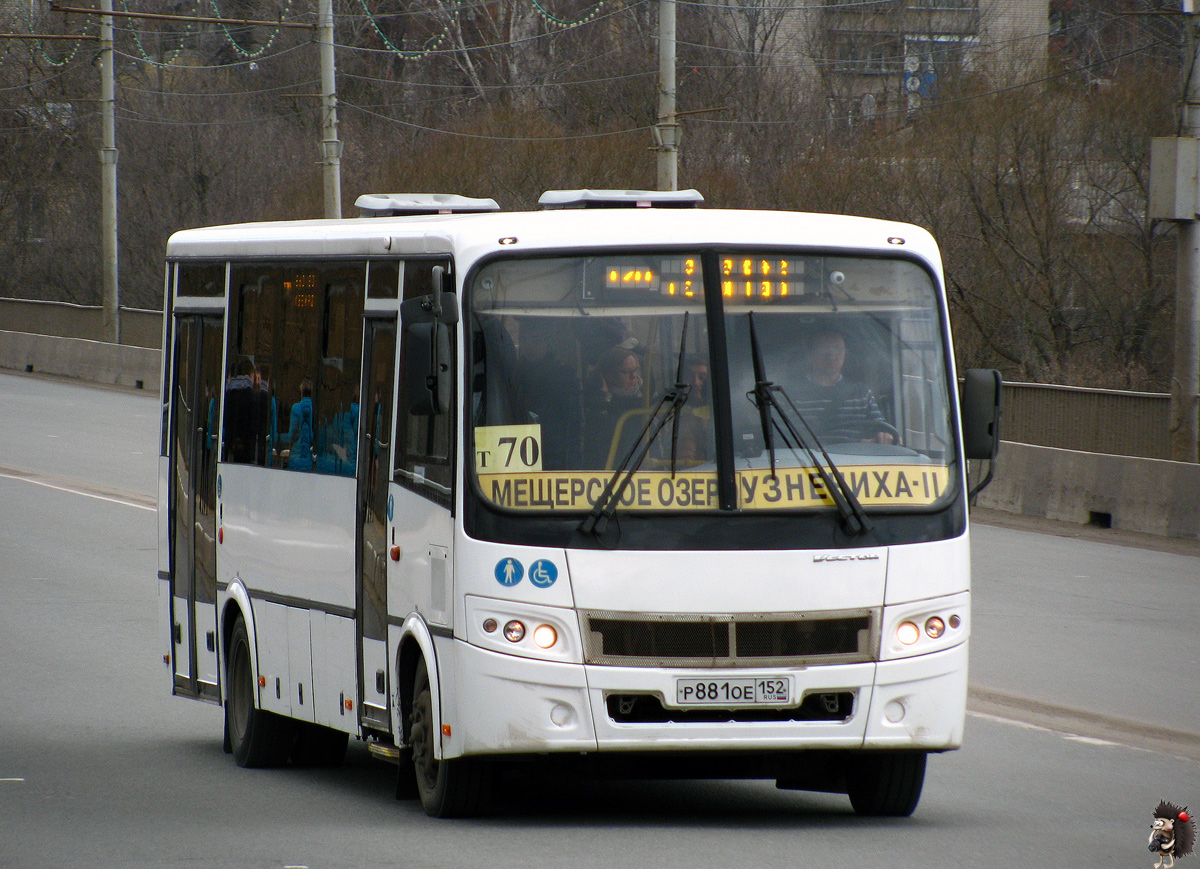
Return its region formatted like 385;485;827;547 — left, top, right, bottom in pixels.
158;455;170;580
252;602;291;718
287;605;315;723
310;611;358;733
158;572;173;693
388;485;455;631
217;466;356;611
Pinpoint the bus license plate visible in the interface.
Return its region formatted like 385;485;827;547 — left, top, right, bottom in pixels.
675;677;792;708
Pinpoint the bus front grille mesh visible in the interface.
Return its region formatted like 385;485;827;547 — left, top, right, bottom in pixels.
581;609;878;667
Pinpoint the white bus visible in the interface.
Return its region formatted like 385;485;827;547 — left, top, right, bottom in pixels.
159;189;1000;818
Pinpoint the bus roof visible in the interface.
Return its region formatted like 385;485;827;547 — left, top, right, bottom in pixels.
165;206;941;273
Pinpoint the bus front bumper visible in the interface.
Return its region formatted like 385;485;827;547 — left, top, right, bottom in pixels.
441;638;967;759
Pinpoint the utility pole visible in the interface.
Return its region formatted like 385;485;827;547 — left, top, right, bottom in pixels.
1173;4;1200;462
655;0;678;191
99;0;120;344
318;0;342;218
1151;2;1200;462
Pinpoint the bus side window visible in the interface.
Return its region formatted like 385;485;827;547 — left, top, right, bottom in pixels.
395;259;454;507
313;267;365;477
225;266;279;468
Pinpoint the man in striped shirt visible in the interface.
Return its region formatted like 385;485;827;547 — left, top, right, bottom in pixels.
790;328;895;445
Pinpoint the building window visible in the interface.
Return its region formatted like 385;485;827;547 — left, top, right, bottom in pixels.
830;31;903;75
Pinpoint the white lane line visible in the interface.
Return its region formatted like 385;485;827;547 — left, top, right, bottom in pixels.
1;777;26;782
967;709;1186;760
968;710;1135;752
1064;735;1122;747
0;470;155;512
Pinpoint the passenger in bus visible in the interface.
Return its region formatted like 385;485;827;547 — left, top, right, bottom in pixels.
285;379;315;471
791;328;894;444
674;356;713;467
513;318;581;469
583;345;647;468
255;363;277;466
222;360;259;463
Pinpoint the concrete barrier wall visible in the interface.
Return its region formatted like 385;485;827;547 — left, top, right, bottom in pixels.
0;330;160;391
0;299;162;349
974;441;1200;540
2;332;1197;541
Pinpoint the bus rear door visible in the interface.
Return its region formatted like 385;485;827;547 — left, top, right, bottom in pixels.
168;313;223;700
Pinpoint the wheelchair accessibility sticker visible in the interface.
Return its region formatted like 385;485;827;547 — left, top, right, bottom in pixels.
529;560;558;588
495;558;523;587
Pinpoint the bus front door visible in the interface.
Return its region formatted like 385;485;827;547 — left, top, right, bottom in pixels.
356;316;396;732
168;314;223;700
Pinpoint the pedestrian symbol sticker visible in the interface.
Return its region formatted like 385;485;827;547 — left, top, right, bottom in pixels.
495;558;523;587
529;560;558;588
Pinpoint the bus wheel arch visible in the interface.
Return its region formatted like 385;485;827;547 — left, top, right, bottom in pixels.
396;635;424;747
407;655;492;817
219;596;252;755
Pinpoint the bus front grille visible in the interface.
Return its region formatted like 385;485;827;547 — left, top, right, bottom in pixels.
581;609;878;667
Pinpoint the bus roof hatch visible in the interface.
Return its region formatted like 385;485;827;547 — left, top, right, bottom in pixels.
538;189;704;209
355;193;501;217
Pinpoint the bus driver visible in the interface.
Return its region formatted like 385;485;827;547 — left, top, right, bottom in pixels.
791;328;895;445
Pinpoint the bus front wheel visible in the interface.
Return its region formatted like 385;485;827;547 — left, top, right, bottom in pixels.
845;751;926;817
408;659;491;817
226;617;293;768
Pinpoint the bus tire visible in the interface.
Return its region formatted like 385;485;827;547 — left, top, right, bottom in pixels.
408;659;491;817
226;617;293;768
846;751;926;817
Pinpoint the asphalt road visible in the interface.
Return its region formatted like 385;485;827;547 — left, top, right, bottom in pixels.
1;372;1197;868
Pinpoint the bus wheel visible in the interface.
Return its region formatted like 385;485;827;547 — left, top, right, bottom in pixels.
846;751;926;817
408;659;491;817
226;617;293;768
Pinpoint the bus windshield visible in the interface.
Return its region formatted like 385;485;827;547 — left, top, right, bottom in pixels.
468;251;956;515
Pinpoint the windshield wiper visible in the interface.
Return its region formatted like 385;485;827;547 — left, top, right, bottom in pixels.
579;314;692;537
746;312;871;536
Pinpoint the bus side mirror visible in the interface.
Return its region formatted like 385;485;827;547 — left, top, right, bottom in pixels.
961;368;1002;461
403;321;451;416
428;266;459;325
401;274;457;417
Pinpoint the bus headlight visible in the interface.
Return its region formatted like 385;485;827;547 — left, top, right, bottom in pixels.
465;595;580;664
880;592;969;660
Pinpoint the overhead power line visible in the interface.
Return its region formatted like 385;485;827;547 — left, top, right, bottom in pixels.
49;3;316;30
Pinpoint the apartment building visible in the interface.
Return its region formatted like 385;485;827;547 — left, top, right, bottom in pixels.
773;0;1049;128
